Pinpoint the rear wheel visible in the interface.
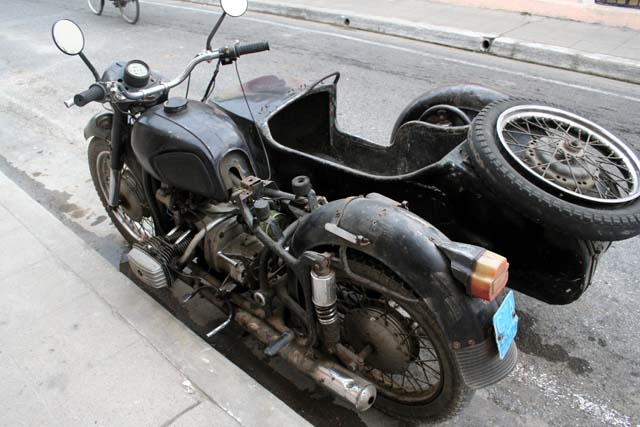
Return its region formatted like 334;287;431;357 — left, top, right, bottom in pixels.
336;255;472;422
118;0;139;24
87;0;104;15
89;138;155;244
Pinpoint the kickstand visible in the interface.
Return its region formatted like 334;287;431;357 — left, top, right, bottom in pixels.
206;300;234;338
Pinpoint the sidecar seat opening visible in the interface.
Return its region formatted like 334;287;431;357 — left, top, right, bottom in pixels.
269;91;332;158
268;90;466;176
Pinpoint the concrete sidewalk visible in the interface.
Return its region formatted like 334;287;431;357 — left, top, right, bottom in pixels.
187;0;640;83
0;170;309;427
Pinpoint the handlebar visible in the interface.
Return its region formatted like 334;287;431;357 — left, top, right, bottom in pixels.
73;84;106;107
121;49;223;101
69;41;270;106
224;41;270;59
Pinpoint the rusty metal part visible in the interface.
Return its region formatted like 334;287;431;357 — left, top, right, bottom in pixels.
235;309;377;411
335;343;366;371
343;306;419;374
274;276;307;325
338;247;419;304
187;262;300;342
177;215;231;267
324;223;371;246
523;136;599;194
183;261;375;410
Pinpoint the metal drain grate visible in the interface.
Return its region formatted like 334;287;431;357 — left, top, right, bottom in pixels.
595;0;640;8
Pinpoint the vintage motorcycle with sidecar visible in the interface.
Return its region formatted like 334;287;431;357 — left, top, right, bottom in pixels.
51;0;640;421
217;75;640;305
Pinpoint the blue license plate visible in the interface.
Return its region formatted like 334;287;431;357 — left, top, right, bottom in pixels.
493;290;518;359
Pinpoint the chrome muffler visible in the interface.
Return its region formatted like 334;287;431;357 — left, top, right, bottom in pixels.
234;309;377;411
308;361;377;411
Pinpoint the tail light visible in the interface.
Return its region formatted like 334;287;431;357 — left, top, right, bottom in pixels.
437;241;510;302
468;251;509;301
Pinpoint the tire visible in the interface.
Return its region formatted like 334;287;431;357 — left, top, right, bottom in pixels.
87;0;104;15
337;255;473;422
118;0;139;24
390;84;508;143
467;98;640;241
88;138;155;244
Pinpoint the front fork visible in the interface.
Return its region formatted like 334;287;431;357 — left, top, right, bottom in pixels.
108;111;126;207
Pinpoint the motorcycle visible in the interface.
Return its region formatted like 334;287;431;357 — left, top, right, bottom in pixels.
50;0;639;421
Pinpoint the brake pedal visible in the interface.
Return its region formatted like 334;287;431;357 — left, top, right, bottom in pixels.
264;331;294;357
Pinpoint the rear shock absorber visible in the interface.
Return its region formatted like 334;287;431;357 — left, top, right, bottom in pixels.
311;263;340;351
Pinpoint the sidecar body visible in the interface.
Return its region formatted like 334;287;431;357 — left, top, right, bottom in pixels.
213;75;610;305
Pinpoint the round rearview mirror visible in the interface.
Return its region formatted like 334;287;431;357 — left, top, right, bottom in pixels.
51;19;85;56
220;0;248;17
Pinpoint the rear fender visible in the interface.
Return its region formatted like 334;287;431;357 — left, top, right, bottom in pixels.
290;195;517;388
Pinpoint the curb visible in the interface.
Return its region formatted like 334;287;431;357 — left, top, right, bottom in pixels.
0;170;311;427
186;0;640;84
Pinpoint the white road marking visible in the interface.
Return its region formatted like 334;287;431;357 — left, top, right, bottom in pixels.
513;364;633;427
141;0;640;104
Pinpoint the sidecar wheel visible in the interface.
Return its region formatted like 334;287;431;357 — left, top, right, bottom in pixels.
468;99;640;241
391;84;509;142
337;255;473;422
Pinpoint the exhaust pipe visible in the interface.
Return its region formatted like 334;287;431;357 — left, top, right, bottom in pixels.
309;362;377;411
234;309;377;411
182;263;377;411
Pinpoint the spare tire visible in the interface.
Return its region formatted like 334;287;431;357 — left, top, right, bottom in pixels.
467;98;640;241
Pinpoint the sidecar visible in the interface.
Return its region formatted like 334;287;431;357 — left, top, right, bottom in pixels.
213;74;639;305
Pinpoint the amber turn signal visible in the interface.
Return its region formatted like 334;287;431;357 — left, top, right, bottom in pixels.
468;250;509;301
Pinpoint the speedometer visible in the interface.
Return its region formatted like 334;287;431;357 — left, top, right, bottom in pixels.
124;59;150;88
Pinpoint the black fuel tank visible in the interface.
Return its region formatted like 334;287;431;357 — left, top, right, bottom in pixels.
131;99;254;200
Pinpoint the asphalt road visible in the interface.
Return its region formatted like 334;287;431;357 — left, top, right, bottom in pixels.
1;0;639;425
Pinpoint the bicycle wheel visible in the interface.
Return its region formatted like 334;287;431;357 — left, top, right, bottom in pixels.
118;0;140;24
87;0;104;15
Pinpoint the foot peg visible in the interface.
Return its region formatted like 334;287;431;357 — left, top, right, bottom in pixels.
264;331;294;357
206;300;234;338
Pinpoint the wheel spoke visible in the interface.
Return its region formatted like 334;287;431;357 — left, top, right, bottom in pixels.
415;360;441;377
498;107;640;203
581;156;633;184
574;158;618;198
560;151;583;195
540;144;563;178
337;270;442;399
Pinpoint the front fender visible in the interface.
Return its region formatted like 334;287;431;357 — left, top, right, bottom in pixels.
290;195;516;388
83;111;113;141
